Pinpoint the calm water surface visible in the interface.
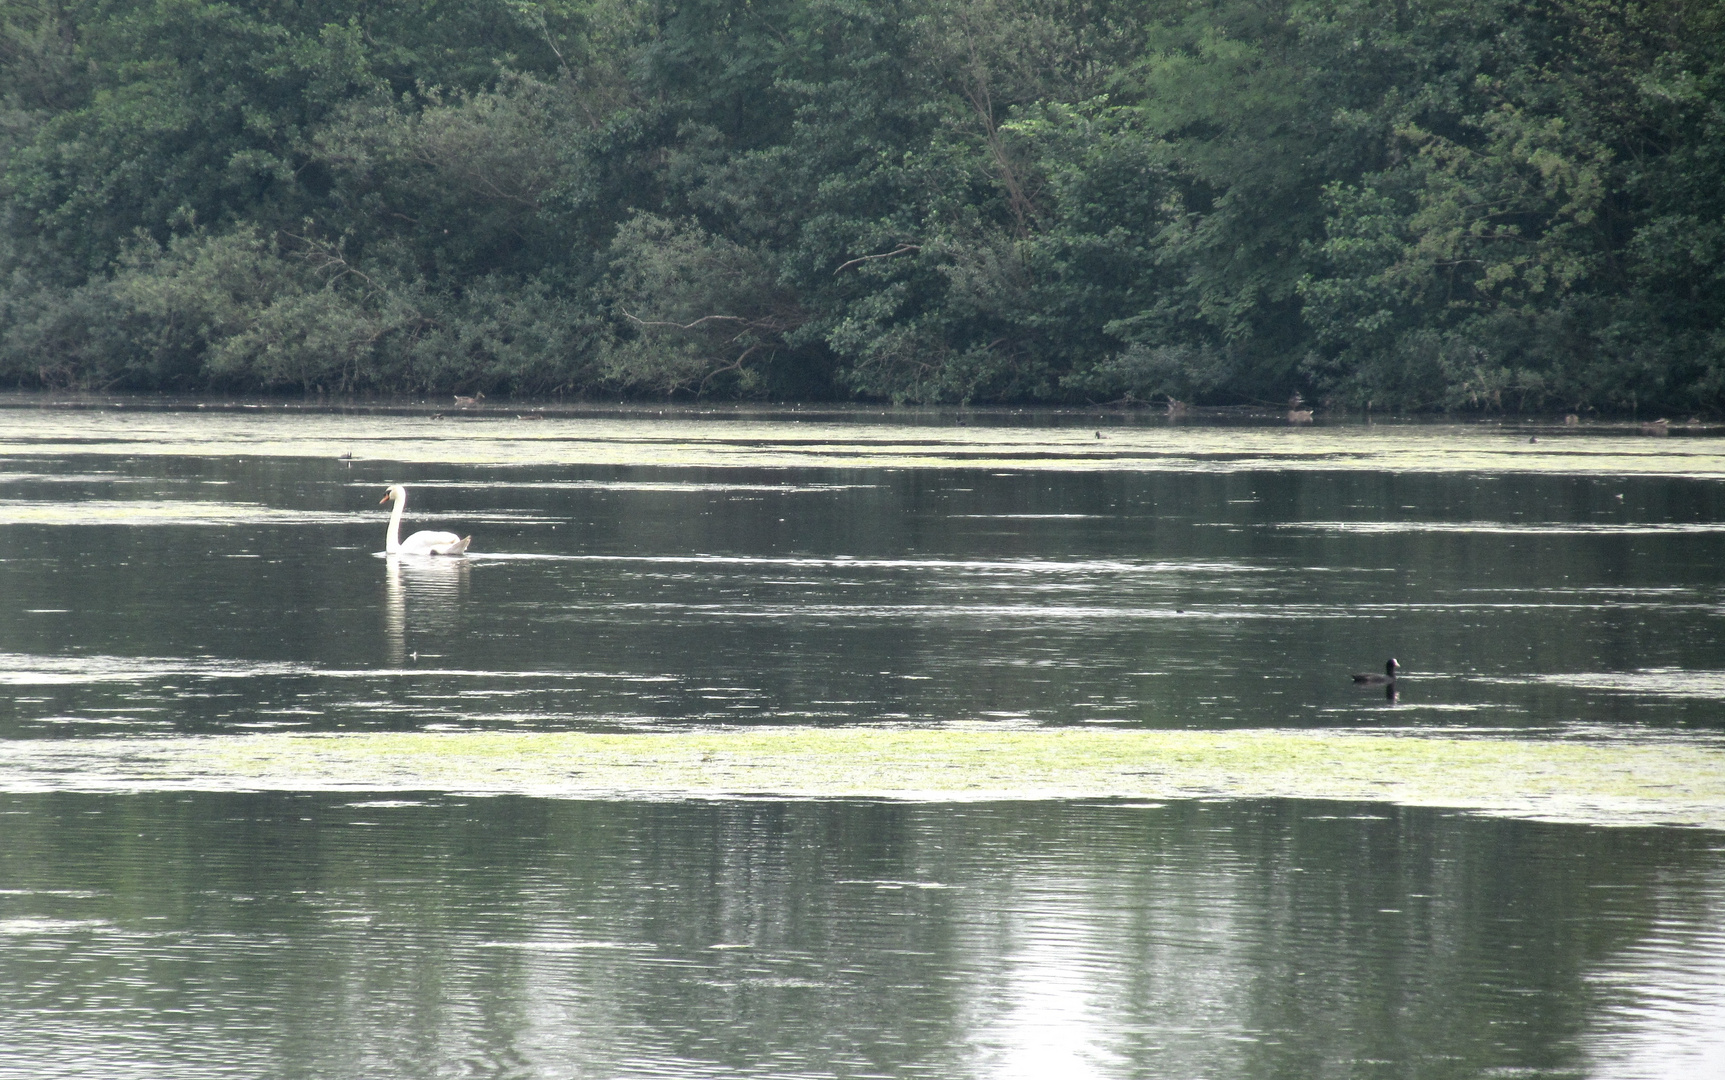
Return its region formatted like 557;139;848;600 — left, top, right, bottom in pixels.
1;406;1723;1078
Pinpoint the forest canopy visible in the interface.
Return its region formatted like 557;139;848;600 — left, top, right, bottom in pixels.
1;0;1721;411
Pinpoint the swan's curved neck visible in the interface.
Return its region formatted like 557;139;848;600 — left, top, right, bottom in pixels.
386;489;405;553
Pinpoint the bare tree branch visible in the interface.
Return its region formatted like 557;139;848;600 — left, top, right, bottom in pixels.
619;307;751;331
834;244;922;275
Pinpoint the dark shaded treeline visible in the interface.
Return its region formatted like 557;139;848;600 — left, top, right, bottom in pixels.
1;0;1720;411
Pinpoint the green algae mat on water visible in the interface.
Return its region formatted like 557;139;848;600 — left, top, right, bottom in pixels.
2;407;1723;476
6;728;1723;830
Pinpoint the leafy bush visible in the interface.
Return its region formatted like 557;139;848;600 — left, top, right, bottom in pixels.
0;0;1719;411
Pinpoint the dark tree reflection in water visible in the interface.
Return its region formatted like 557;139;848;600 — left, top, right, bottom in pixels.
0;796;1719;1079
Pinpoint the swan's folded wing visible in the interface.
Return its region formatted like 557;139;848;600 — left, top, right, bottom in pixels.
400;529;467;554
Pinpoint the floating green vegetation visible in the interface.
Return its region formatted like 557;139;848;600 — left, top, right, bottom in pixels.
0;410;1722;476
8;728;1723;830
0;499;363;527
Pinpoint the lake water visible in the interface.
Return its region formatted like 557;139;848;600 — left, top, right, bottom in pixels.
1;403;1723;1078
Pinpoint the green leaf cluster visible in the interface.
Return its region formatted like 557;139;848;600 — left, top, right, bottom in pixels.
1;0;1719;411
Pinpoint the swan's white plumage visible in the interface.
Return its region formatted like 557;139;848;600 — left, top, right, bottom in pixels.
381;485;471;556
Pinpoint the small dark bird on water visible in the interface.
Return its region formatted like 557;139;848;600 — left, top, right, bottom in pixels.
1353;659;1399;684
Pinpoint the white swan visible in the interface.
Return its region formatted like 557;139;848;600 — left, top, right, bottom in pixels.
380;485;471;555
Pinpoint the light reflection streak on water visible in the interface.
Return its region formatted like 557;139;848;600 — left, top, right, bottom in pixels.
0;499;554;527
0;652;677;685
1580;867;1725;1079
3;408;1723;476
468;553;1260;574
1275;520;1725;535
4;797;1718;1078
1479;670;1725;700
398;479;879;493
9;641;1725;735
383;554;468;667
959;863;1266;1079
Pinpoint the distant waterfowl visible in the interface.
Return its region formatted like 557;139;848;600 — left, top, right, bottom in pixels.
1352;659;1399;685
1640;418;1670;436
380;485;471;556
454;392;485;407
1288;409;1314;424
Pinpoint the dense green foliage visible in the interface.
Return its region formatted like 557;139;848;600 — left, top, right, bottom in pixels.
2;0;1720;410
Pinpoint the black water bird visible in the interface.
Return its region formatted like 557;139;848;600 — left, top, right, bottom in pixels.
1352;659;1399;685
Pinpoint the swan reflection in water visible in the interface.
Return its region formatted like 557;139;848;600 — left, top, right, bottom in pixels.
384;554;470;666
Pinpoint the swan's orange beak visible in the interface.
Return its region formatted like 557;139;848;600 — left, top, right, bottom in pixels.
379;490;394;504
